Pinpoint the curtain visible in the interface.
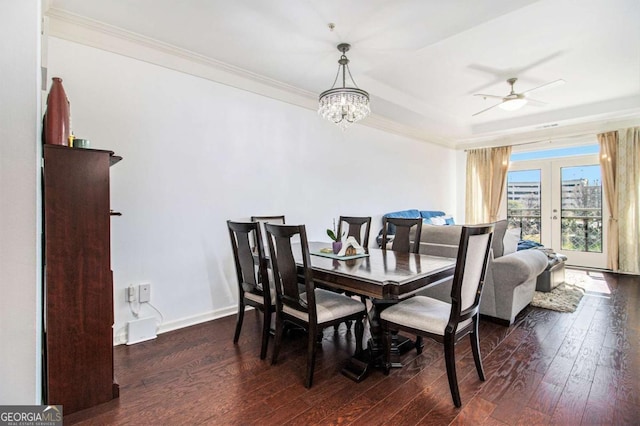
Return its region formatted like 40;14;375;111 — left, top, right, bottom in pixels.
617;127;640;274
598;131;618;271
465;146;512;224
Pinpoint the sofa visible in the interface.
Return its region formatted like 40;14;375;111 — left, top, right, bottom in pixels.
416;220;548;325
376;209;453;245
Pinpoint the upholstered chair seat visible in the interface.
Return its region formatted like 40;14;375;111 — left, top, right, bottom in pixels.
284;288;366;324
380;296;472;335
244;269;276;305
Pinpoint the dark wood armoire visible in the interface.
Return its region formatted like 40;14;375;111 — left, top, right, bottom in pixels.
43;144;121;414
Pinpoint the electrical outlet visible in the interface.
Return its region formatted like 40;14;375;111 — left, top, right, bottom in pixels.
127;285;136;303
139;283;151;303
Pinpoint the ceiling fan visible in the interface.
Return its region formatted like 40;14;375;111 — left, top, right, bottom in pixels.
472;77;565;116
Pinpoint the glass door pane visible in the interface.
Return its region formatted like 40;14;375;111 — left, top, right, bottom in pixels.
560;165;603;253
507;169;541;243
551;156;607;269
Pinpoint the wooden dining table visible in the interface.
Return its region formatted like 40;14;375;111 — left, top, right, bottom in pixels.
299;242;457;381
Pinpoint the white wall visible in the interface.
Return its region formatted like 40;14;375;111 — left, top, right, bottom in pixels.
47;37;459;342
0;0;41;403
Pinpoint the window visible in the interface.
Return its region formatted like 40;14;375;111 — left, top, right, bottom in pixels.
507;169;541;242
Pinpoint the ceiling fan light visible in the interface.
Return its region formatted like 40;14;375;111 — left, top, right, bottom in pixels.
499;98;528;111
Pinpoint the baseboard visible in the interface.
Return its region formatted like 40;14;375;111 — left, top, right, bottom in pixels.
114;305;238;346
157;306;238;335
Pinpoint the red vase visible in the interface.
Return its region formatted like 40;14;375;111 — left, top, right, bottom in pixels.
43;77;70;145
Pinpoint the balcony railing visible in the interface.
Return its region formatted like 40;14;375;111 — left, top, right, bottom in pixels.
507;208;602;252
507;209;541;243
560;208;602;252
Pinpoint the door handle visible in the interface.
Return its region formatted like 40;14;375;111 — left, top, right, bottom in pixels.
553;216;558;220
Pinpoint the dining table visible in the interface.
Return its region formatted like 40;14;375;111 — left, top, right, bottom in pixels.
297;242;457;382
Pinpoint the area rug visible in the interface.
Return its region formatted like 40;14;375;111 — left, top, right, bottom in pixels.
531;271;587;313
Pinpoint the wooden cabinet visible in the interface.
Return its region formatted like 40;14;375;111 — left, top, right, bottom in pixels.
43;145;121;414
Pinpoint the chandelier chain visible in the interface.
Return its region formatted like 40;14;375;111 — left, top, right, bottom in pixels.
330;65;341;90
345;63;359;89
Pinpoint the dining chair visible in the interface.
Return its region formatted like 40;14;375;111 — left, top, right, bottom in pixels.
251;215;285;252
227;220;274;360
381;217;423;253
379;224;494;407
336;215;372;312
337;216;372;248
265;223;367;388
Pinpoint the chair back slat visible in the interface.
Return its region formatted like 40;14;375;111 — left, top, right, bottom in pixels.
449;224;494;326
227;220;269;302
382;217;422;253
265;223;315;316
251;215;285;252
338;216;372;247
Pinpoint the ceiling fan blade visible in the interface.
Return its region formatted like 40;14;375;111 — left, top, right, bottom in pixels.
522;79;565;95
525;98;548;107
473;94;504;100
472;102;503;116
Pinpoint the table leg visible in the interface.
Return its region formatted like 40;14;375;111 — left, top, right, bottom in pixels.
340;298;414;382
341;353;370;382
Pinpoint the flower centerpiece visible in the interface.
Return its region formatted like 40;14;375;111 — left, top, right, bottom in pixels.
327;219;345;254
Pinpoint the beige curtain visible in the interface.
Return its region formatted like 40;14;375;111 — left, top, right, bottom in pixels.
617;127;640;274
598;131;618;271
465;146;512;224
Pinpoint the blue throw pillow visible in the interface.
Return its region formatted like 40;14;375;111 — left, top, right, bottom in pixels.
384;209;421;219
419;210;446;220
517;239;544;251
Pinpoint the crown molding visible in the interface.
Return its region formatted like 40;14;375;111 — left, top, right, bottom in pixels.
45;8;453;148
361;113;453;147
47;8;636;151
456;115;640;151
46;9;315;102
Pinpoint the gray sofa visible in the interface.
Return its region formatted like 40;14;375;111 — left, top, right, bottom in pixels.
416;221;548;325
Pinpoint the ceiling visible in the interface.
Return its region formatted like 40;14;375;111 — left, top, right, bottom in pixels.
47;0;640;149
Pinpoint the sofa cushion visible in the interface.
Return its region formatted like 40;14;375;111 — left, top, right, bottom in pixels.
430;216;447;225
417;224;461;258
503;227;521;255
492;220;508;258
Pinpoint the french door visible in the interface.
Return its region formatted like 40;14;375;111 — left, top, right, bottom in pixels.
505;154;608;269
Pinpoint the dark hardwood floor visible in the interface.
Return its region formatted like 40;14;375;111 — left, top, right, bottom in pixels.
66;271;639;425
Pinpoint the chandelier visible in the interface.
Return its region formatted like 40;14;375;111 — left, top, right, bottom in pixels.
318;43;370;130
